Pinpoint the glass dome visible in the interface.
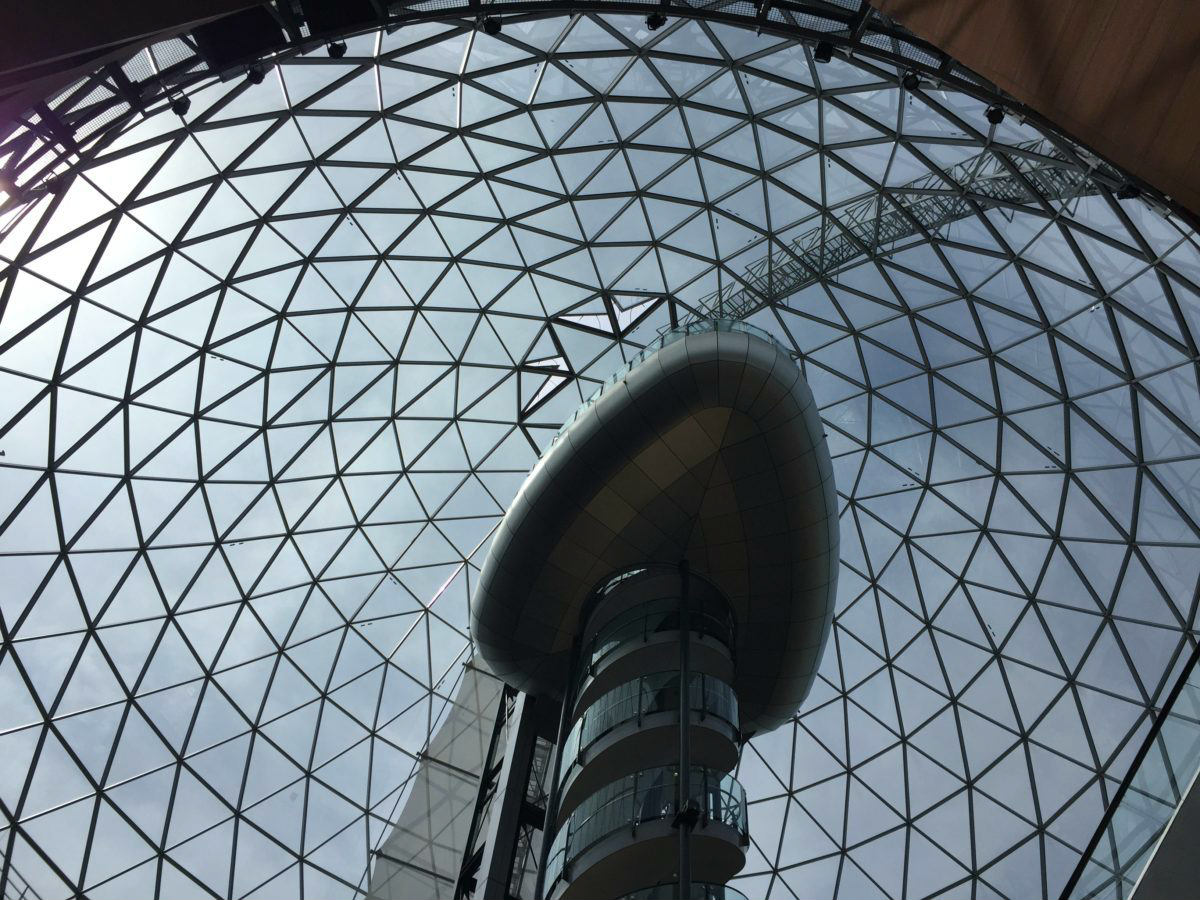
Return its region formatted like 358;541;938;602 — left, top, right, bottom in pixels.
1;12;1199;900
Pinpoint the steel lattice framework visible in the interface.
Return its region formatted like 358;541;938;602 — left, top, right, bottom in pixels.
1;11;1200;900
691;138;1102;320
1;1;1174;222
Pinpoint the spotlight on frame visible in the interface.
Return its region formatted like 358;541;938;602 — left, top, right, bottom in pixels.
482;16;502;36
645;11;667;31
986;104;1005;125
813;40;834;63
327;40;347;58
171;95;191;116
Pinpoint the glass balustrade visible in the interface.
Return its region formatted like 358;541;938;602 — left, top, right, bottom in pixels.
559;673;738;785
544;766;748;892
578;595;735;691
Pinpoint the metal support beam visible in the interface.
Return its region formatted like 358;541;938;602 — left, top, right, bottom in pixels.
477;693;541;900
456;684;517;899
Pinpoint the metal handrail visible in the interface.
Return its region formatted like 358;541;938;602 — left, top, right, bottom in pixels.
544;766;748;892
576;594;735;697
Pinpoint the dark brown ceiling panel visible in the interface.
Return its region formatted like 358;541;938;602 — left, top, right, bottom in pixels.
873;0;1200;217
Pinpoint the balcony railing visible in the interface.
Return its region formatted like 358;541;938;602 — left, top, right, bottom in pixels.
577;594;735;693
544;766;748;892
560;672;739;784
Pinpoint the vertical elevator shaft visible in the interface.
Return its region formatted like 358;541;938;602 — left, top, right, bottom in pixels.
541;566;748;899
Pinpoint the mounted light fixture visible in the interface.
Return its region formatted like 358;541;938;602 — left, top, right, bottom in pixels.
327;40;347;58
646;11;668;30
902;71;920;91
986;104;1005;125
170;95;191;116
813;40;833;63
482;16;502;36
246;65;266;85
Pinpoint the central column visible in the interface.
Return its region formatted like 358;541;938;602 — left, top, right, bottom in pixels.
542;566;746;900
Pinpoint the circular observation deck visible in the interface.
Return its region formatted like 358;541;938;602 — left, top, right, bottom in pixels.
471;320;840;735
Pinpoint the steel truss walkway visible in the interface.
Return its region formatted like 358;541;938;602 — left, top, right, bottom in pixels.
689;139;1099;322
